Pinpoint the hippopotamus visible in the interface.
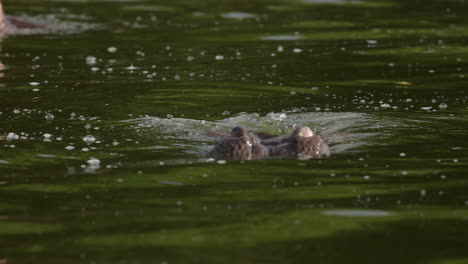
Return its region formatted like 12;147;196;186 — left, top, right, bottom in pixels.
0;2;47;36
261;126;331;160
210;127;269;160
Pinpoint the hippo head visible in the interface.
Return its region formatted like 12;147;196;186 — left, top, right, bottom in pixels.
293;126;314;138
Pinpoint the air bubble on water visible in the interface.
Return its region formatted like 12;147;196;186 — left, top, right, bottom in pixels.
32;88;40;92
380;103;391;108
91;67;99;72
438;103;447;109
401;171;408;175
166;114;174;118
126;65;138;71
107;47;117;53
277;45;284;52
87;158;100;166
420;189;427;197
82;135;96;144
65;145;75;150
187;56;195;62
174;74;181;80
421;106;432;111
44;113;55;120
84;124;92;129
215;55;224;61
290;91;296;95
363;175;370;180
43;133;52;139
6;132;19;141
293;48;302;53
29;82;40;86
367;40;377;44
217;160;226;164
86;56;97;65
400;153;406;157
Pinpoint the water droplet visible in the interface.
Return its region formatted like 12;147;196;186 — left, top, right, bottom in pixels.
65;145;75;151
44;113;55;120
82;135;96;144
438;103;448;109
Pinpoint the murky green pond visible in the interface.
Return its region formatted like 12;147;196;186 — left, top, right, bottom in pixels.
1;0;468;263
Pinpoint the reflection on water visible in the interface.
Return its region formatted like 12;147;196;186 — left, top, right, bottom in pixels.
323;210;393;217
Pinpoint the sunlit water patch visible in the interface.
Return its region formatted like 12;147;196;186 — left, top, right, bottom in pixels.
261;35;304;41
221;12;257;20
323;209;393;217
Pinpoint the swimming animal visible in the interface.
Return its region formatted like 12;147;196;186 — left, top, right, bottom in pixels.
0;1;47;36
261;126;331;160
210;127;269;160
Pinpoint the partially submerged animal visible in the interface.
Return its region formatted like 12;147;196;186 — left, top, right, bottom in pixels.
210;125;330;160
262;126;331;160
210;127;269;160
0;1;47;36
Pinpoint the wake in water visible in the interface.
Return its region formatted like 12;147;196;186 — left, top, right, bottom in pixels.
126;111;400;157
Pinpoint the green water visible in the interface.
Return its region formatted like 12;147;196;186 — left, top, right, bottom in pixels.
1;0;468;263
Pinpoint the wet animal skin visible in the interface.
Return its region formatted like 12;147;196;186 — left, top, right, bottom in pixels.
211;126;330;160
0;1;46;35
210;127;269;160
263;126;331;160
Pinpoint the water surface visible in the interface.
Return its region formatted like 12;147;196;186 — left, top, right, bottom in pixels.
1;0;468;263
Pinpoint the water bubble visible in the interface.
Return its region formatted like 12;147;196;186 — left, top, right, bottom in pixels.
65;145;75;151
43;133;52;139
6;132;19;141
87;158;100;166
82;135;96;144
438;103;448;109
44;113;55;120
293;48;302;53
86;56;97;65
380;103;391;108
107;47;117;53
277;46;284;52
29;82;40;86
420;189;427;197
215;55;224;61
400;153;406;157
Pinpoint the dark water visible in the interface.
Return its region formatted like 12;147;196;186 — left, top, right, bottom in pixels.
1;0;468;263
